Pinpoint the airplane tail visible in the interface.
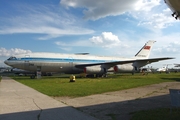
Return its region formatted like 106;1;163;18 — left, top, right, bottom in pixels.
134;40;156;59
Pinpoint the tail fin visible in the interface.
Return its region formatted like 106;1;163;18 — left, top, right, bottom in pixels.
135;40;156;59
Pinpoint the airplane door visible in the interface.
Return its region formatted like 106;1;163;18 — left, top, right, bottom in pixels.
24;60;30;70
36;66;41;79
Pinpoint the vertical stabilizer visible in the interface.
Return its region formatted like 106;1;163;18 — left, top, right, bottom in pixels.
135;40;156;59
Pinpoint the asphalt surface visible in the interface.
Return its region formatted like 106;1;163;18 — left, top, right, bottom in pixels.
0;77;98;120
55;81;180;120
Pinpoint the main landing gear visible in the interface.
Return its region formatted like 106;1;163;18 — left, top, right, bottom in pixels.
172;12;180;20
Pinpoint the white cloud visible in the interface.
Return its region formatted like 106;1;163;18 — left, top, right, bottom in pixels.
0;48;32;57
131;1;179;29
60;0;161;21
55;40;91;47
60;0;138;20
136;8;177;29
55;32;121;50
55;40;93;51
60;0;178;29
59;47;72;51
0;4;94;40
134;0;161;11
89;32;121;48
153;40;180;56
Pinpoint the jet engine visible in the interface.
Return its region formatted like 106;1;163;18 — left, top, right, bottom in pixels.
84;65;105;74
114;65;138;73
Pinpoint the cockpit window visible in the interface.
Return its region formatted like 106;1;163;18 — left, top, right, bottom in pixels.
7;56;17;60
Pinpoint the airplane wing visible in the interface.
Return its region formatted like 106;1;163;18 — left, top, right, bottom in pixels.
75;57;174;68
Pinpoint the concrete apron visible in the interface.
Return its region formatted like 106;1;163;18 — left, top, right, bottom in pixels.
0;77;98;120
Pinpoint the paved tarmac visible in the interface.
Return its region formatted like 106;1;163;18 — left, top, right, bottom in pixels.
55;81;180;120
0;77;98;120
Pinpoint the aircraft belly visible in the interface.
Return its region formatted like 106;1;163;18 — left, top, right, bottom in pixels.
168;0;180;11
22;62;83;73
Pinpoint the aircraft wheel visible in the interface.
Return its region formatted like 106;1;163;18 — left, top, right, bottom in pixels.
172;12;176;17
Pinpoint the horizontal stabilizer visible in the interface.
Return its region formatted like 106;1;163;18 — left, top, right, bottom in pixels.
74;53;89;55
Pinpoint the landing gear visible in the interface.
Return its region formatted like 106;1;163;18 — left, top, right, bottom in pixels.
102;74;108;77
175;15;179;20
36;66;42;79
172;11;179;20
172;12;176;17
96;73;107;78
86;73;107;78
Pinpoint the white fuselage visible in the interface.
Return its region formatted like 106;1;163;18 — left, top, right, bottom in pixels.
4;52;140;74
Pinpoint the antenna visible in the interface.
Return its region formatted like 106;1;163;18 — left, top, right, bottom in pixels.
74;53;89;55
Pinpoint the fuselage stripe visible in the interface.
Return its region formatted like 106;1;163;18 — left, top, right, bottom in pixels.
9;57;117;63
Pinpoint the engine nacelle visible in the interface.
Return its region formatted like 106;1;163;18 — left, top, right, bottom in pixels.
84;66;105;74
114;65;137;73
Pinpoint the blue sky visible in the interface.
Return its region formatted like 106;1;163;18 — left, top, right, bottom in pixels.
0;0;180;68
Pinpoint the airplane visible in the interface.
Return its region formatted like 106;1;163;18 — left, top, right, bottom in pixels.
156;64;171;73
4;40;174;79
164;0;180;20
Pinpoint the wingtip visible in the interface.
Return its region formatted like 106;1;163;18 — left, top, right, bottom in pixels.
168;57;175;59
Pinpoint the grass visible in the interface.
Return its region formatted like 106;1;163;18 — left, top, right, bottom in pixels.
12;73;180;97
11;73;180;120
130;108;180;120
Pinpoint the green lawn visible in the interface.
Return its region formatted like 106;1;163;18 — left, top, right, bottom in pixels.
12;73;180;97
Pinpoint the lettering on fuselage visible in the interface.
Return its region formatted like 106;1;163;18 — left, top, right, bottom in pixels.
136;55;147;57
